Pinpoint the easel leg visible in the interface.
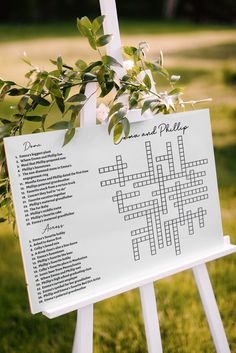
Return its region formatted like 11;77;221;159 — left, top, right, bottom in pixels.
139;283;163;353
192;264;230;353
72;304;93;353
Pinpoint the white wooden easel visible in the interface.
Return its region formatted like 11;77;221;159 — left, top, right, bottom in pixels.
43;1;236;352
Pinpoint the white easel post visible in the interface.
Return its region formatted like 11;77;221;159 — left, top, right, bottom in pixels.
99;0;125;78
139;284;163;353
72;304;94;353
99;1;163;352
72;81;97;353
192;264;231;353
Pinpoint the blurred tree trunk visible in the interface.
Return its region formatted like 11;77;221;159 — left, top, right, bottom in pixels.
164;0;178;19
26;0;41;22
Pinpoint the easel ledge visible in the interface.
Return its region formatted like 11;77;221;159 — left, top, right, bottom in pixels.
43;236;235;319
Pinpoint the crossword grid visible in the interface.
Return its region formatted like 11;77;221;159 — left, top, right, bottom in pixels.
99;136;209;261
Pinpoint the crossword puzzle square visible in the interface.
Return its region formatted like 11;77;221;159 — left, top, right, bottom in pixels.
4;108;224;313
97;109;223;262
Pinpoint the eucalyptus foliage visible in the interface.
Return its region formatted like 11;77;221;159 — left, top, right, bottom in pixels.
0;16;185;227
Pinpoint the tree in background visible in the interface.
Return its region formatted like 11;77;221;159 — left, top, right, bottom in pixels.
164;0;179;19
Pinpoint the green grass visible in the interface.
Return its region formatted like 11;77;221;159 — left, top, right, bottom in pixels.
0;20;234;42
171;42;236;60
1;27;236;353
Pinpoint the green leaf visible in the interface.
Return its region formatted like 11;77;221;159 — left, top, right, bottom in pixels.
143;73;152;90
123;46;139;57
41;114;47;132
75;59;87;71
39;71;48;80
77;17;97;50
0;163;7;178
0;124;13;140
159;50;164;67
68;104;84;114
92;15;105;33
62;85;71;99
108;115;123;135
114;107;127;120
77;18;89;35
0;184;7;194
159;67;169;78
84;61;102;73
102;55;122;67
13;114;23;119
24;115;43;122
70;111;78;127
96;34;113;47
50;59;57;66
113;123;123;144
30;79;44;96
122;117;130;138
4;80;16;86
169;87;182;95
0;80;5;90
80;16;92;29
0;217;6;223
88;36;97;50
48;121;69;130
8;88;28;96
49;69;61;78
100;81;114;97
18;95;29;113
50;59;72;71
83;73;97;81
57;56;63;72
108;106;127;135
63;127;75;146
108;102;124;118
145;62;169;79
31;95;50;106
22;51;32;66
0;84;11;101
0;197;11;207
32;128;42;133
46;77;62;98
108;116;117;135
115;86;127;100
129;97;138;109
67;93;87;102
77;22;91;38
0;143;5;160
55;96;65;113
0;117;11;124
141;99;157;114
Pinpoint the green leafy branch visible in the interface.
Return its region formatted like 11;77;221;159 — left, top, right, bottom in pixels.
0;15;210;228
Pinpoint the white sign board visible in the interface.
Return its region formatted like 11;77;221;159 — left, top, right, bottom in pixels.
4;109;224;314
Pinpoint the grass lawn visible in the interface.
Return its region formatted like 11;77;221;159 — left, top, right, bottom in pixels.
0;23;236;353
0;20;234;42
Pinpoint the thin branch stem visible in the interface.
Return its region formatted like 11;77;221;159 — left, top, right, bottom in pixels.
181;98;212;105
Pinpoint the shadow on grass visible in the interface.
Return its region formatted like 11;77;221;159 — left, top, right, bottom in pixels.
170;42;236;60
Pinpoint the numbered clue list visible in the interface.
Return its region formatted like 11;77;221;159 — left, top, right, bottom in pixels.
4;136;101;313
